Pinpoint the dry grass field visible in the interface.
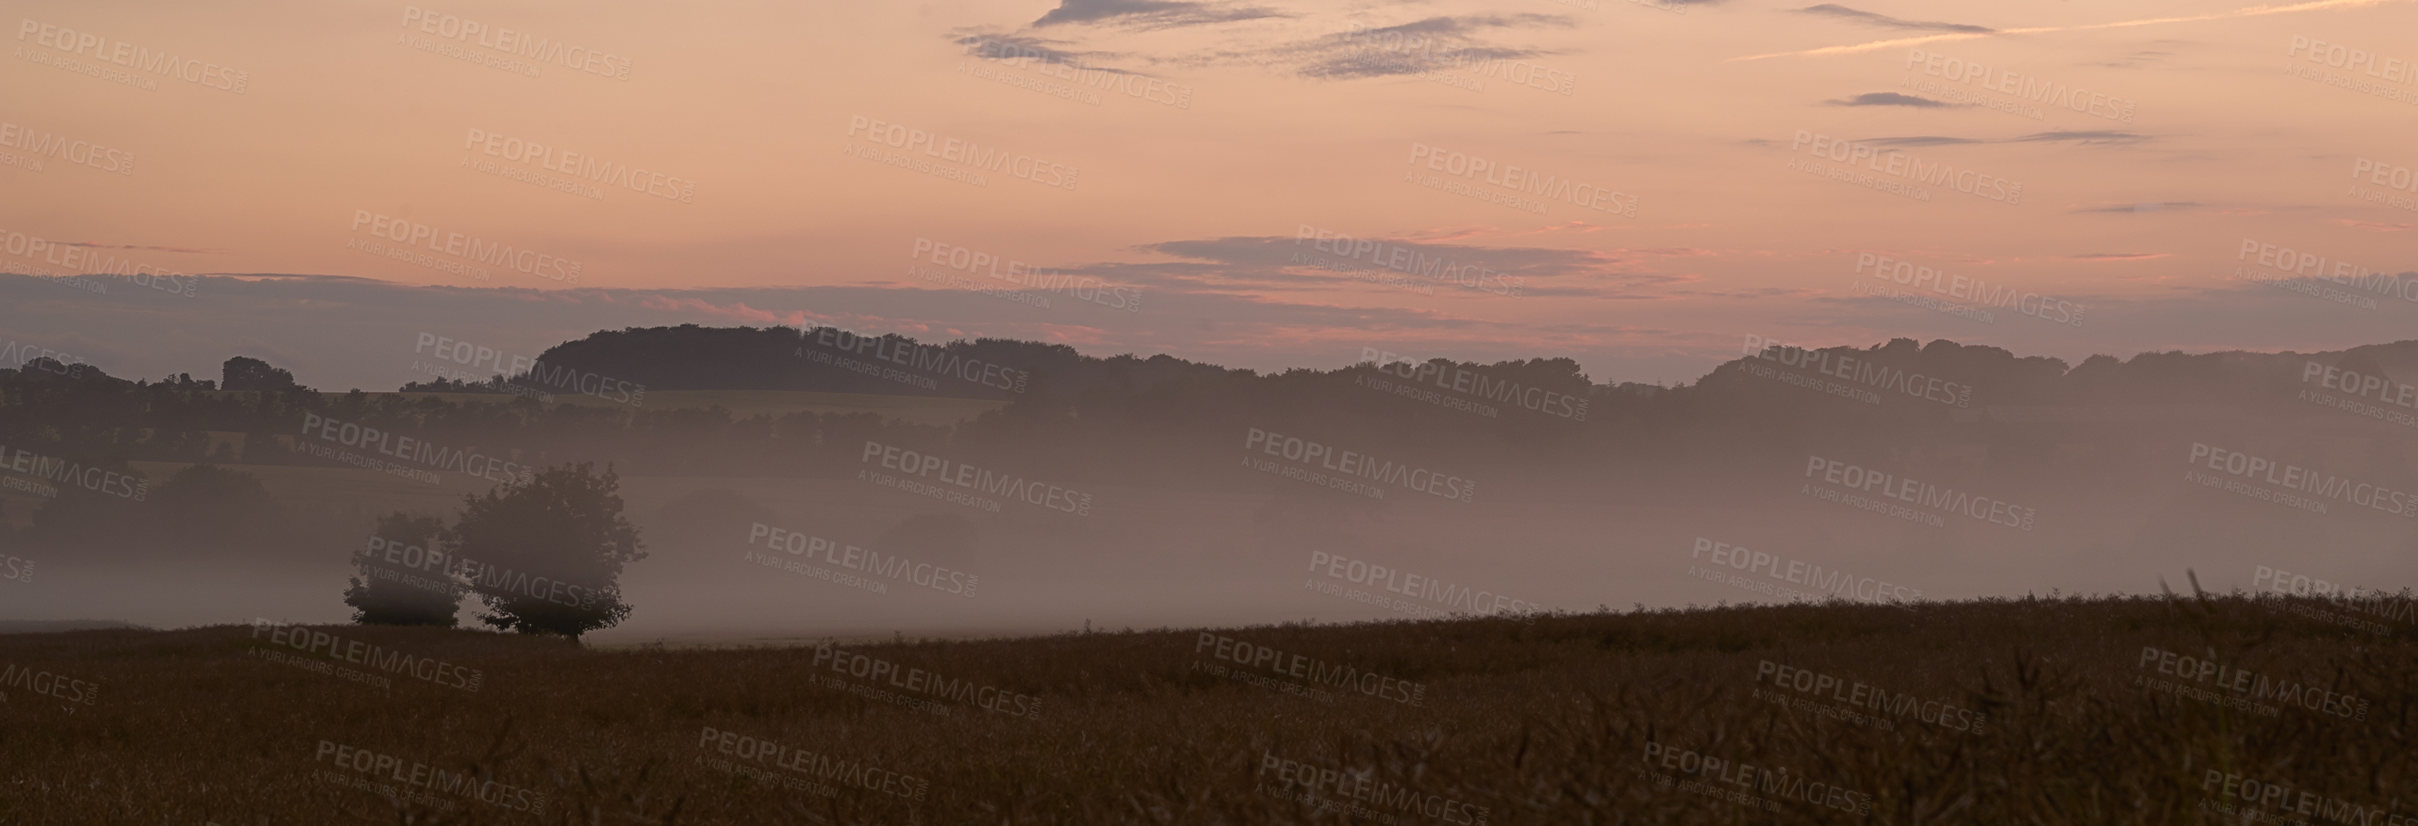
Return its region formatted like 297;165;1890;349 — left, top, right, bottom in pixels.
1;590;2410;825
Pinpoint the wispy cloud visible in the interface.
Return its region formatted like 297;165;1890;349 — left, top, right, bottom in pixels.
2069;252;2172;261
947;33;1147;76
1851;131;2152;148
1253;14;1575;81
1032;0;1286;30
2012;130;2152;145
1798;4;1995;33
2090;47;2180;68
2070;202;2205;214
1828;92;1956;107
51;241;223;254
1861;135;1984;147
1736;0;2405;62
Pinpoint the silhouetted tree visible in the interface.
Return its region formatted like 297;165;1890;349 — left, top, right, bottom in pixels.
221;356;297;392
447;463;644;641
343;512;460;626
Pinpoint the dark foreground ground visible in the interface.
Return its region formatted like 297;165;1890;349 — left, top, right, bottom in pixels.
1;591;2411;825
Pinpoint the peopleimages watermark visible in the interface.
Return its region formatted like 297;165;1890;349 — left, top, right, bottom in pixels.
412;333;644;405
2184;442;2418;518
1256;749;1488;825
356;533;606;612
1283;237;1435;294
49;274;109;296
0;661;99;710
958;35;1191;109
2250;563;2413;634
314;740;547;816
2233;237;2413;310
2242;236;2402;282
0;339;91;378
404;335;538;400
0;475;55;498
1734;351;1883;407
1340;21;1576;96
2348;157;2418;213
0;552;32;584
2285;35;2418;107
1902;49;2136;123
1688;537;1921;604
351;211;583;285
800;326;1031;394
1350;353;1499;418
745;522;978;597
1306;550;1541;620
399;6;631;81
14;18;250;94
248;619;485;694
1786;130;2023;206
1407;142;1638;217
1195;632;1426;706
462;128;695;204
809;644;1043;719
2298;360;2418;429
1637;742;1874;817
0;441;146;501
1357;347;1586;421
2202;769;2416;824
859;441;1095;516
1318;21;1488;94
908;237;1139;312
297;412;535;487
7;259;110;295
1293;225;1524;297
0;227;197;297
845;115;1079;191
2135;645;2368;722
1803;455;2038;531
695;725;931;803
1243;427;1478;503
1753;660;1988;734
0;120;133;175
1851;253;2083;327
1741;335;1975;409
354;534;466;599
2254;564;2408;607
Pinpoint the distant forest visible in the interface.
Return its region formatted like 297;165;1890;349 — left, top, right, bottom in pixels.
2;324;2413;513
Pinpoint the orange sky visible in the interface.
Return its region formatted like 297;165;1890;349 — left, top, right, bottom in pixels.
7;0;2418;386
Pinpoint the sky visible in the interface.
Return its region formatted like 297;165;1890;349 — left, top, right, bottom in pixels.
6;0;2418;391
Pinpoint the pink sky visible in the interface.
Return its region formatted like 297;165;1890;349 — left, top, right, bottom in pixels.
7;0;2418;386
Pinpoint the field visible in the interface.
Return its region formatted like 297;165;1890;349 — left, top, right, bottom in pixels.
2;592;2410;825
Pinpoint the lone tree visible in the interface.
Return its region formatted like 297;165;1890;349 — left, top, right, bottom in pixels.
221;356;298;392
448;463;644;641
343;512;460;626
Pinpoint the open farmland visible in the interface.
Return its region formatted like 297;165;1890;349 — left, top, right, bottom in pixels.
1;593;2410;824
